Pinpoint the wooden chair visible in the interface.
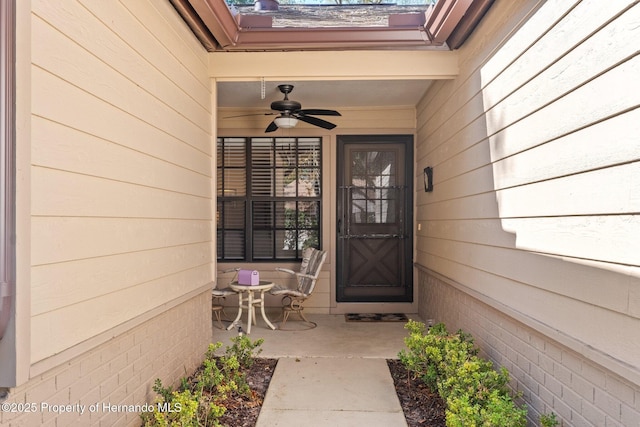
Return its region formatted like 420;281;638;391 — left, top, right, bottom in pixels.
270;248;327;329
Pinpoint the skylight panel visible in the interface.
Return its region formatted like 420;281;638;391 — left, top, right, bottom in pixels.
230;1;434;29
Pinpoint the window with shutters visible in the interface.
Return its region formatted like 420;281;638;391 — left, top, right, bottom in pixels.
217;137;322;261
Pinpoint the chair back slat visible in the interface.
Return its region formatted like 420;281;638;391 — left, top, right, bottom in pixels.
297;248;327;295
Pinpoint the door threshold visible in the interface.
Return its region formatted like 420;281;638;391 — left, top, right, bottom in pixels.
330;301;417;315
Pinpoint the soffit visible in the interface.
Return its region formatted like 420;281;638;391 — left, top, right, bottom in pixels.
211;49;454;109
217;79;433;109
209;50;459;80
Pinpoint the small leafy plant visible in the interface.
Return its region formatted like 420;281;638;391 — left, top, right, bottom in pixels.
226;334;264;369
399;320;527;427
540;412;559;427
141;335;264;427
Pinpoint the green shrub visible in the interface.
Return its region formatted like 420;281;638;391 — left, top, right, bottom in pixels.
399;320;527;427
226;334;264;369
141;336;264;427
540;412;559;427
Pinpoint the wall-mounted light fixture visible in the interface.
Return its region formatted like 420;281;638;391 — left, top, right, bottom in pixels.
423;166;433;192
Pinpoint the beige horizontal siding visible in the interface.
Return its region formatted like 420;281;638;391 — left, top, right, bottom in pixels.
423;217;640;269
31;167;211;218
487;56;640;161
416;0;639;389
30;0;212;363
33;0;210;111
32;118;212;198
30;264;210;362
31;217;212;265
31;68;211;175
492;109;640;189
32;241;212;314
481;1;633;104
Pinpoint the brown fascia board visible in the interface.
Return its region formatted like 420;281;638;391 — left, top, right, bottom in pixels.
231;27;435;51
178;0;240;49
169;0;219;50
424;0;473;45
389;13;427;28
446;0;495;50
174;0;492;52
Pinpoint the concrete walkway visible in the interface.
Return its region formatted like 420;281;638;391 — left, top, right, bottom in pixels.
256;357;407;427
212;313;421;427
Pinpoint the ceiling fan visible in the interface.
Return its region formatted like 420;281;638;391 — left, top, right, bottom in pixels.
226;84;341;133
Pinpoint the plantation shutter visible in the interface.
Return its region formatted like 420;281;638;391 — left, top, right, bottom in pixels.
217;137;321;261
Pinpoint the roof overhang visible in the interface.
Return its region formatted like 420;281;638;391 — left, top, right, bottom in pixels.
209;50;459;81
170;0;494;52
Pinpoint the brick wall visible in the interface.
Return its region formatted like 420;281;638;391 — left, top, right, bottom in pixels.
418;269;640;427
0;291;211;427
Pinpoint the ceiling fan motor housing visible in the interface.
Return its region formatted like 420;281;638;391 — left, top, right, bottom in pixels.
270;99;301;112
271;85;301;112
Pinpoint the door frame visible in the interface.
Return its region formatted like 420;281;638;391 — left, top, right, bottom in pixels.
334;135;414;308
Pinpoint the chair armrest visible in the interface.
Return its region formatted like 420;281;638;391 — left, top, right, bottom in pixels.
212;288;236;297
275;267;296;275
269;284;292;293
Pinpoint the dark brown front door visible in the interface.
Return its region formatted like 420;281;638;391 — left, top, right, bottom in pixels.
336;135;413;302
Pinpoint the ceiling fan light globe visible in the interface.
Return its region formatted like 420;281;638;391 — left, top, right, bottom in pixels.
274;116;299;128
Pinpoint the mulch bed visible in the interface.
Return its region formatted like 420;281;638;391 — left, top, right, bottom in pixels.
218;358;278;427
387;359;447;427
221;357;446;427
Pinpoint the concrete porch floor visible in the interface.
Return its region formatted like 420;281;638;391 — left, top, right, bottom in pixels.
212;313;424;427
211;312;423;359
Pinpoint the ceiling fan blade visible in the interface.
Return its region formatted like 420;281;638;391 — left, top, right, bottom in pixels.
298;109;341;116
296;114;337;130
265;120;279;133
223;112;277;119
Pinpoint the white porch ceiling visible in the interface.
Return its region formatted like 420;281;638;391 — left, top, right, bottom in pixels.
212;50;454;110
217;79;433;110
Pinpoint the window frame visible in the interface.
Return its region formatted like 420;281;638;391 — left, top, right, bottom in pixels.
217;136;322;262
